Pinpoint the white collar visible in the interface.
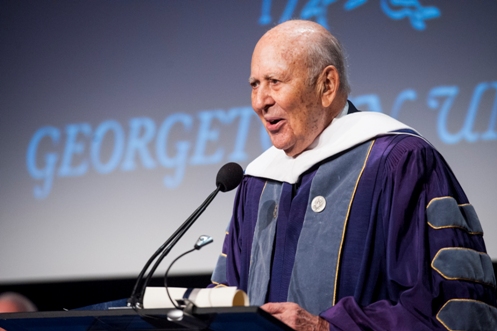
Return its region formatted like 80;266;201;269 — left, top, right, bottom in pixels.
245;109;416;184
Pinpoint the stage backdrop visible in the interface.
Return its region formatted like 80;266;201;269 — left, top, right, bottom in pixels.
1;0;496;284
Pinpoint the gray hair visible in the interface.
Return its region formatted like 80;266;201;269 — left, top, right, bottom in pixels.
306;31;351;96
0;292;37;312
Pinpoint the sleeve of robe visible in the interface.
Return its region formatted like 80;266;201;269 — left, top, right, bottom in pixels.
321;136;497;330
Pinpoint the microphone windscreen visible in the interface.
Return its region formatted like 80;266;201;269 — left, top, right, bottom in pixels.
216;162;244;192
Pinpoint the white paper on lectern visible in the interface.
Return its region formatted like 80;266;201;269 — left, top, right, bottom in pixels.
143;286;249;309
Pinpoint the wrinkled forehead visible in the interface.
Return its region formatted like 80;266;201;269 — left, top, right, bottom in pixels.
265;21;320;41
252;31;308;68
256;21;323;59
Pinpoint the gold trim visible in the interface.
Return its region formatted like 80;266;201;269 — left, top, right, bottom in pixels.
261;180;268;196
225;231;229;235
431;247;495;287
427;221;483;235
220;253;227;257
426;196;471;209
210;281;228;288
426;196;452;209
426;197;482;235
333;140;375;306
436;298;491;331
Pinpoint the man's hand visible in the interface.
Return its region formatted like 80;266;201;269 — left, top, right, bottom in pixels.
261;302;329;331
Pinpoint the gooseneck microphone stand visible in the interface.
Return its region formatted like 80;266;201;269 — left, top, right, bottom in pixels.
127;162;243;309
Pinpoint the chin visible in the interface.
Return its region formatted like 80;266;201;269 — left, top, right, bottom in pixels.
272;141;291;152
279;144;299;157
270;136;293;151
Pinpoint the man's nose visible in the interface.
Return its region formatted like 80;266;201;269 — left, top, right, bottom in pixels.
252;85;274;112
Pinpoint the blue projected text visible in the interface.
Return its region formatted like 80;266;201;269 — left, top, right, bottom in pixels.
26;107;270;199
259;0;441;30
26;81;496;199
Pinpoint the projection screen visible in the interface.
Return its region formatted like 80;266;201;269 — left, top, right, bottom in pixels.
1;0;496;284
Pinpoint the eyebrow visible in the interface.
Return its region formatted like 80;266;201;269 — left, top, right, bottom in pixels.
249;74;279;84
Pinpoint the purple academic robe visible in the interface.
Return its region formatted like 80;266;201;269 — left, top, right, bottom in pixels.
212;133;497;330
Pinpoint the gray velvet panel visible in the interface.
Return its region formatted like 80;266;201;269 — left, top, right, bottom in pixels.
211;224;232;285
438;300;497;331
432;248;496;286
211;253;227;285
287;142;372;315
427;197;483;234
248;181;282;305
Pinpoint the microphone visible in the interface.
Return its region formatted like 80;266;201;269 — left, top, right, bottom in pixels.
127;163;243;308
164;235;214;314
194;234;214;250
216;162;244;192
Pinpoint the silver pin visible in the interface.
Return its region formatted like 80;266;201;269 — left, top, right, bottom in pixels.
311;196;326;213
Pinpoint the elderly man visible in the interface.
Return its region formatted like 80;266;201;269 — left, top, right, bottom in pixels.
211;20;497;330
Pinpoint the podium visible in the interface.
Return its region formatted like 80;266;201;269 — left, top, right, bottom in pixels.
0;306;294;330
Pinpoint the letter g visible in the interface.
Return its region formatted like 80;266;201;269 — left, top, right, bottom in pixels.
26;126;60;199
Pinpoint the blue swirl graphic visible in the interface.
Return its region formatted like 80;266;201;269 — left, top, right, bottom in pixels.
259;0;441;30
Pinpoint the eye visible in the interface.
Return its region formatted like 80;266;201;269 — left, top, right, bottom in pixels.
270;79;279;85
250;81;259;89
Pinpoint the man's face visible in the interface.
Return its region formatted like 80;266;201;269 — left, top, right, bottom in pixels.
249;37;331;157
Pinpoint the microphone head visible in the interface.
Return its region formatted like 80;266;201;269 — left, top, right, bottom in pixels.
215;162;244;192
194;235;214;250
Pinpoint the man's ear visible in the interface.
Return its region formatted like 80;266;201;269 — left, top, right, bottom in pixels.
318;65;340;108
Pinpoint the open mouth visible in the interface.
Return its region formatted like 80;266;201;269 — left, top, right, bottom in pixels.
266;118;284;132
